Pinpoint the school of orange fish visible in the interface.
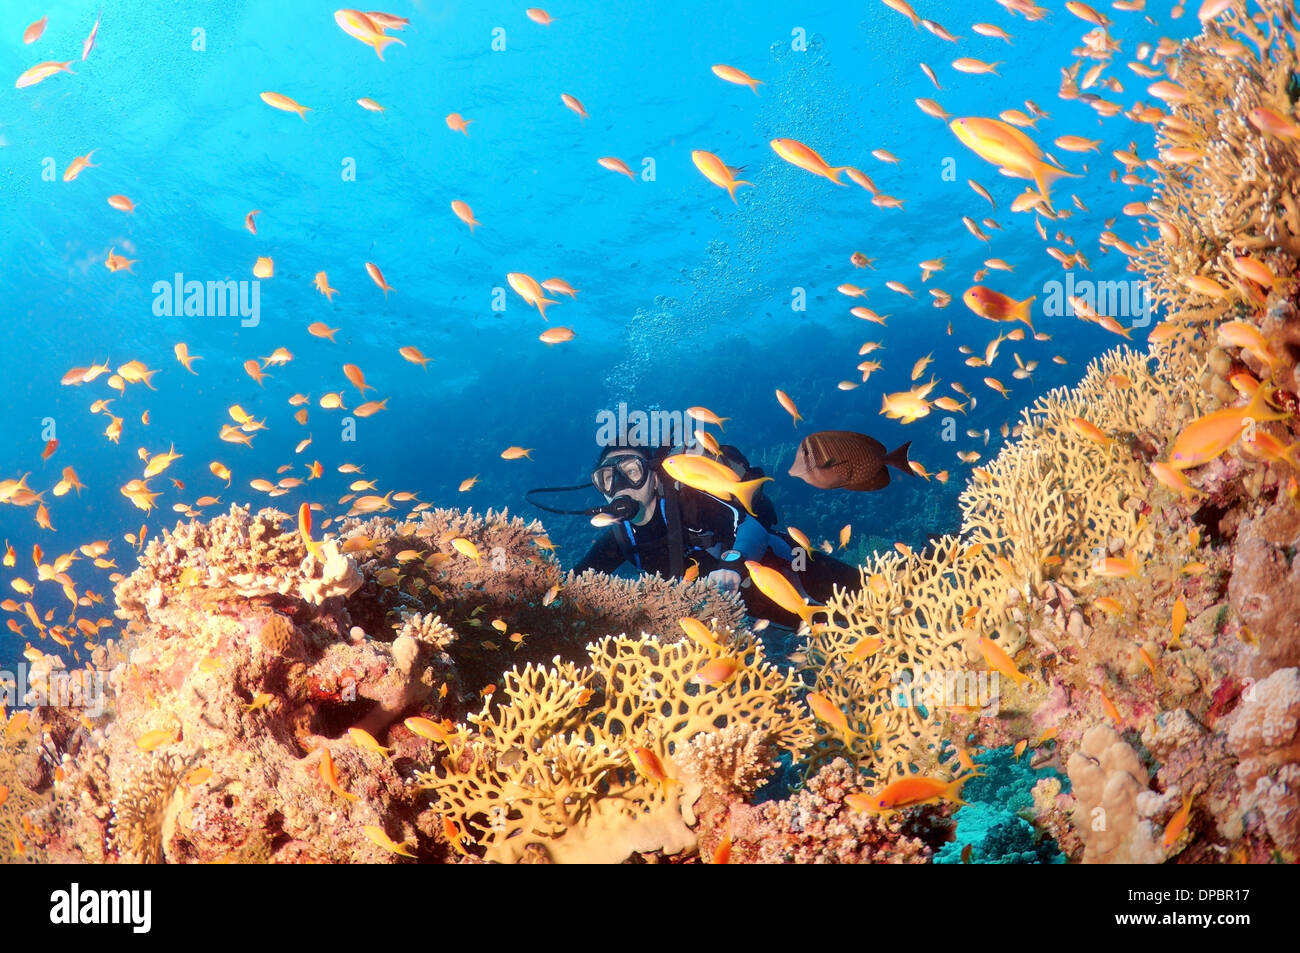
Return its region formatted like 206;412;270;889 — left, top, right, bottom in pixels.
5;1;1299;827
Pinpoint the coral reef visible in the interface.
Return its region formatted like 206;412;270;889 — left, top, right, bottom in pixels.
934;746;1065;864
16;504;767;864
788;0;1300;864
7;2;1300;867
1066;725;1165;864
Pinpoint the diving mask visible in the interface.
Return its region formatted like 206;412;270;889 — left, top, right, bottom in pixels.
592;453;651;495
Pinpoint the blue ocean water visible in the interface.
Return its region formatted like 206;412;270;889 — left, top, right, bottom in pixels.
0;1;1202;673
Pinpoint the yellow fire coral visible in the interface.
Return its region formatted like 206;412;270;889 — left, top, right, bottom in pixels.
959;348;1171;595
806;536;984;784
804;349;1177;784
416;631;813;863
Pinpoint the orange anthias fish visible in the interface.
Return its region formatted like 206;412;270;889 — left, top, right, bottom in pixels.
775;388;803;425
343;363;374;395
63;151;98;182
506;272;557;319
1163;793;1194;849
1150;461;1202;498
451;200;480;231
260;91;311;119
561;93;588;120
135;727;178;752
745;560;817;625
846;772;979;815
83;11;101;60
691;150;752;203
299;502;325;563
318;747;359;802
399;345;430;368
949;117;1076;199
711;64;763;93
964;286;1036;329
628;747;679;792
1169;383;1289;470
598;156;637;180
23;17;48;44
678;617;719;648
660;454;769;516
16;61;75;89
770;138;849;185
693;657;741;686
334;9;405;59
363;825;415;858
365;261;394;296
314;272;338;302
977;635;1031;688
805;690;862;742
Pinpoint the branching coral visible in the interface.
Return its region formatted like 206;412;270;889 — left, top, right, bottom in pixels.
335;508;745;700
1135;0;1300;395
0;725;54;864
416;632;813;863
959;347;1171;595
806;536;987;784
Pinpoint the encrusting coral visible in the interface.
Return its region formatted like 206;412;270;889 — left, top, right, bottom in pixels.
727;758;954;864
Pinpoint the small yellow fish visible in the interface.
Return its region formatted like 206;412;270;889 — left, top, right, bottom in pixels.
628;747;679;792
363;825;415;858
348;727;392;757
1162;793;1194;849
806;691;863;742
1170;597;1187;647
977;635;1031;688
318;747;359;802
678;617;718;648
135;727;177;752
451;537;481;563
245;692;274;712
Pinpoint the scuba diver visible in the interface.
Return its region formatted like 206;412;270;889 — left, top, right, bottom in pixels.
527;442;861;628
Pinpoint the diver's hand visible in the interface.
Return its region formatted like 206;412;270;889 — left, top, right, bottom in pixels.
706;568;742;593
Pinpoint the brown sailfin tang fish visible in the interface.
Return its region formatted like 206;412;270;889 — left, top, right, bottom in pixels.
788;431;914;491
